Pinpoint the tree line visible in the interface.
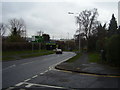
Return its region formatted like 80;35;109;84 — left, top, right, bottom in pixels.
75;8;120;66
0;18;51;51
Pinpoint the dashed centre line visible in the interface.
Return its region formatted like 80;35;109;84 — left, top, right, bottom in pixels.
21;61;34;65
15;82;24;87
44;70;48;73
3;64;16;71
40;73;44;75
32;75;38;78
24;78;31;82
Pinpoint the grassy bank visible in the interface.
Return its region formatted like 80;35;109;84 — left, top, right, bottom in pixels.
2;50;54;61
88;52;100;63
66;53;82;63
20;51;54;58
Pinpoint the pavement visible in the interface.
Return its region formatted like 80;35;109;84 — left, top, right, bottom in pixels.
55;53;120;76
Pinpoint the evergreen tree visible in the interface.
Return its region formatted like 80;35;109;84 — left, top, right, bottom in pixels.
97;23;107;39
118;25;120;34
108;14;117;36
96;23;107;51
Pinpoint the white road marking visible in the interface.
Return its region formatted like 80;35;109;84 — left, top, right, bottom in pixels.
49;55;76;71
25;84;34;88
24;78;31;82
49;67;52;70
24;82;66;89
3;64;16;71
44;70;48;73
15;82;24;87
40;73;44;75
39;70;49;75
21;61;34;65
6;87;15;90
32;75;38;78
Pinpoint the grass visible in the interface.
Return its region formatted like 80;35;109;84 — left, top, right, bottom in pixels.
66;53;82;63
2;50;48;56
2;50;54;61
2;57;14;61
21;51;54;58
88;52;100;63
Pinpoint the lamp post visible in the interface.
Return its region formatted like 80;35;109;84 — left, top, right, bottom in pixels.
68;12;81;52
78;23;81;52
67;32;69;50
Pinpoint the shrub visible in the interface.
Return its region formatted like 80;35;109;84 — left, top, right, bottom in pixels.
106;35;120;66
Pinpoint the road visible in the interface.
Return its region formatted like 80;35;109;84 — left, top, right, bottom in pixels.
2;52;120;89
2;52;76;89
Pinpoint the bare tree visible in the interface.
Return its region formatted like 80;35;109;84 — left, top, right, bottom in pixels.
8;18;26;38
0;23;7;36
76;8;99;51
76;8;99;40
37;30;44;36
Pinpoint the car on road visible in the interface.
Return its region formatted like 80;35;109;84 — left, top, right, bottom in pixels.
55;48;62;54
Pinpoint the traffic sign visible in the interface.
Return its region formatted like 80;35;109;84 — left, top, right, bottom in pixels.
32;36;44;43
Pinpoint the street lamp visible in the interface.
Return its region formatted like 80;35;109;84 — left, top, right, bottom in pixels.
67;32;69;50
68;12;81;52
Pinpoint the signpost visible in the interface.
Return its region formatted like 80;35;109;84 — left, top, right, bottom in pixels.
32;36;44;43
32;36;44;52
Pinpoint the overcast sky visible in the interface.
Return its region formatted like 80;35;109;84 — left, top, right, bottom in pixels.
1;0;119;39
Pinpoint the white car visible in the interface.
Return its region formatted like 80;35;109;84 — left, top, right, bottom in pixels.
56;49;62;54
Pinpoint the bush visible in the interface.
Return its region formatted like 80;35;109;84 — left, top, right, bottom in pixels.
106;35;120;66
87;36;97;52
2;42;46;51
96;38;106;52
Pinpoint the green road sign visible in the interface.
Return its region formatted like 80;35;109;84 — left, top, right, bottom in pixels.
32;36;44;43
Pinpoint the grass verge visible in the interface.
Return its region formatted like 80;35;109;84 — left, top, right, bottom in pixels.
2;50;48;56
2;50;54;61
2;57;15;61
66;53;82;63
21;51;54;58
88;52;100;63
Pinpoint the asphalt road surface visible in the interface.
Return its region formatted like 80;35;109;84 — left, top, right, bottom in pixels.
2;52;76;89
2;52;120;89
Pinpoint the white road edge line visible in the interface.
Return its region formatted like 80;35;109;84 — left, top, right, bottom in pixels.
32;75;38;78
49;54;76;71
3;64;16;71
15;82;24;87
21;61;34;65
24;78;31;82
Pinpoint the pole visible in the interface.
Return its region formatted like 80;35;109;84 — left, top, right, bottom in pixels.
32;42;34;52
68;12;80;52
68;32;69;50
39;42;41;52
79;23;81;52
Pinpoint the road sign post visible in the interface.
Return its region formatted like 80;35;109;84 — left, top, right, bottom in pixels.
32;36;44;52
